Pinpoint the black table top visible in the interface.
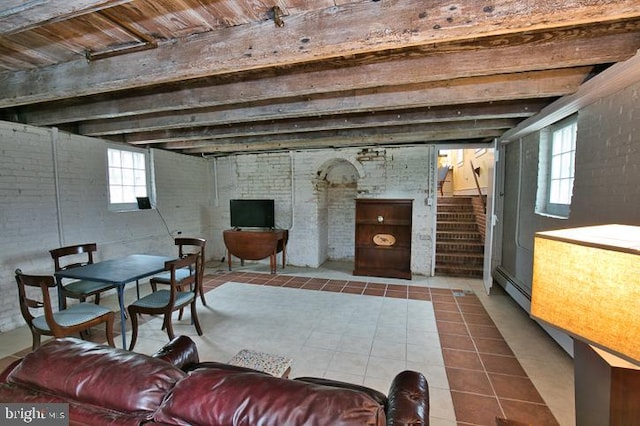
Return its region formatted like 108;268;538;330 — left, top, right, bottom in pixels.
54;254;174;285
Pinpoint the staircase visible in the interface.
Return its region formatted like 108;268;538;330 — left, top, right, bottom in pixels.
435;196;484;278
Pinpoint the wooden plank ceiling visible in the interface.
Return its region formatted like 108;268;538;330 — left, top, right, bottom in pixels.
1;0;639;156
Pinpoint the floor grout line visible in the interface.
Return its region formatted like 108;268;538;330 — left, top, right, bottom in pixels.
1;269;560;425
209;270;559;425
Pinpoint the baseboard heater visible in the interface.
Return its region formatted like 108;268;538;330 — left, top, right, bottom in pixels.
492;265;531;312
492;265;574;356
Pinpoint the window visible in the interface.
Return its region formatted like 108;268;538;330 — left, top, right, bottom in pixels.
456;149;464;166
107;146;151;210
536;116;577;218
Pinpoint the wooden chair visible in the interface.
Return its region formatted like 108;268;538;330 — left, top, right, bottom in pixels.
49;243;116;309
127;253;203;351
150;237;207;307
14;269;115;350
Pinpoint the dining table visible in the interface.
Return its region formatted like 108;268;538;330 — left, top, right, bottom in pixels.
54;254;174;349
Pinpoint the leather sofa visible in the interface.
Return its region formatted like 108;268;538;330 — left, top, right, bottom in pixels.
0;336;430;425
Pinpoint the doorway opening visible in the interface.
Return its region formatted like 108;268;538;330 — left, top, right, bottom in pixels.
434;148;491;278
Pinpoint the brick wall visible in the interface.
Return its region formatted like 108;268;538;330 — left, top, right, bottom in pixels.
472;196;486;242
0;122;213;332
209;146;436;272
1;120;440;333
570;84;640;224
499;79;640;300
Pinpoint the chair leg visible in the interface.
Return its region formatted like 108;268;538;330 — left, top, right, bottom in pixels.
161;314;170;331
94;293;101;305
150;281;157;292
164;314;175;341
191;301;203;336
31;331;41;351
199;282;207;306
128;307;139;351
177;285;185;320
105;313;115;347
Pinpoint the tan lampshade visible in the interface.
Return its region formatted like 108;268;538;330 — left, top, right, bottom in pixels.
531;224;640;364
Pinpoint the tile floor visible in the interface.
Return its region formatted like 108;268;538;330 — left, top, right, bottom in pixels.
0;260;574;426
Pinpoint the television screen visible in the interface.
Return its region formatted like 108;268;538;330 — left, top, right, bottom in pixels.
230;199;275;229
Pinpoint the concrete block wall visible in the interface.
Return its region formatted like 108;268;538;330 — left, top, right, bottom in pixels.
0;121;213;332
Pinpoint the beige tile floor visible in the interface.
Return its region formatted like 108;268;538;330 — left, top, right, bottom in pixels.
0;260;574;425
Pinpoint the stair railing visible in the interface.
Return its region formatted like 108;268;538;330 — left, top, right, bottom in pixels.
469;160;486;213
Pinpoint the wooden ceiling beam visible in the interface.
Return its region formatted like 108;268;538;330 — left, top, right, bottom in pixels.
80;68;589;136
178;129;504;155
136;118;520;149
21;24;640;126
0;0;132;35
1;0;638;108
123;108;534;144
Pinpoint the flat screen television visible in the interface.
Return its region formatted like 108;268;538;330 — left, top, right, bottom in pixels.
230;199;275;229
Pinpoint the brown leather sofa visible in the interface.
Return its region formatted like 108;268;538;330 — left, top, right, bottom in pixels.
0;336;430;425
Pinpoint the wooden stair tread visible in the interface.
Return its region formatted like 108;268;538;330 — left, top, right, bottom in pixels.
435;195;485;278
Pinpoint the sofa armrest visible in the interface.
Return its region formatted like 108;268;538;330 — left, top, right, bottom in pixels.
151;336;199;370
0;359;22;383
386;370;430;426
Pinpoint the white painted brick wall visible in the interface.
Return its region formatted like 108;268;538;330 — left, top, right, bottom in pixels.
327;184;357;260
1;121;440;333
0;122;214;332
0;124;61;331
210;147;437;271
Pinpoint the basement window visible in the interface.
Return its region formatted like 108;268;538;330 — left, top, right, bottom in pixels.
107;146;151;211
535;115;577;218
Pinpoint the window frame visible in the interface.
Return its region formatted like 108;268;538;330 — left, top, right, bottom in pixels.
536;115;577;218
456;148;464;166
106;145;153;212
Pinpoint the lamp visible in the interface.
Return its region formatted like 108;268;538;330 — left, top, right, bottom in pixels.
531;224;640;425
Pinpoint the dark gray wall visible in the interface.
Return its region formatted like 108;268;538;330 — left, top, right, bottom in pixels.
499;80;640;298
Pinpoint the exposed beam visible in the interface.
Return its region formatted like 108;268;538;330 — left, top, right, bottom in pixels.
180;129;504;155
500;49;640;141
1;0;638;107
122;107;533;145
152;118;518;149
80;68;589;136
0;0;132;35
21;24;640;126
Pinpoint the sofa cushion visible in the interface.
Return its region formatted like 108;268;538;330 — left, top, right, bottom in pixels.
6;338;185;416
0;383;145;426
154;368;386;426
294;376;388;407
